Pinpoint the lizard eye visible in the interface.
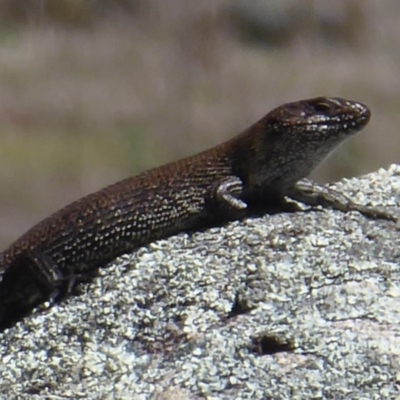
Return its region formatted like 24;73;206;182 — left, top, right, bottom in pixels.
311;100;332;113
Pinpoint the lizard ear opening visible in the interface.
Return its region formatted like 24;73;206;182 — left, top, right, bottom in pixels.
264;116;281;132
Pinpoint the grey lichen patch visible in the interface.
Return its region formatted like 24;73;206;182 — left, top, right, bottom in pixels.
1;165;400;399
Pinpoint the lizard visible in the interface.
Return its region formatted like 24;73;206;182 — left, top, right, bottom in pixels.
0;96;395;330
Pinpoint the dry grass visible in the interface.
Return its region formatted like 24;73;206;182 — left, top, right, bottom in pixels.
0;0;400;247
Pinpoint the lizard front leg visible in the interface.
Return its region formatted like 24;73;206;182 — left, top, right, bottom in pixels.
208;176;248;219
290;178;397;222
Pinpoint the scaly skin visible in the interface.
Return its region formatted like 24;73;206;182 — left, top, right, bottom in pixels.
0;96;390;330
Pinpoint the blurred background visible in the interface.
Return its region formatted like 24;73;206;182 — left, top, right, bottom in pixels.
0;0;399;248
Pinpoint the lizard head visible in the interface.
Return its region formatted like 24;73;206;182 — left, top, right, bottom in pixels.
265;97;371;137
236;97;371;195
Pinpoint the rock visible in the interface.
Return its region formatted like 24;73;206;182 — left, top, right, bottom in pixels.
1;165;400;399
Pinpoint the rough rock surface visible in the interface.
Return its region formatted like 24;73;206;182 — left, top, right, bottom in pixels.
1;165;400;400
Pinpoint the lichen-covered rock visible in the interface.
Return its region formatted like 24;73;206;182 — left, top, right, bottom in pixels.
1;165;400;399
